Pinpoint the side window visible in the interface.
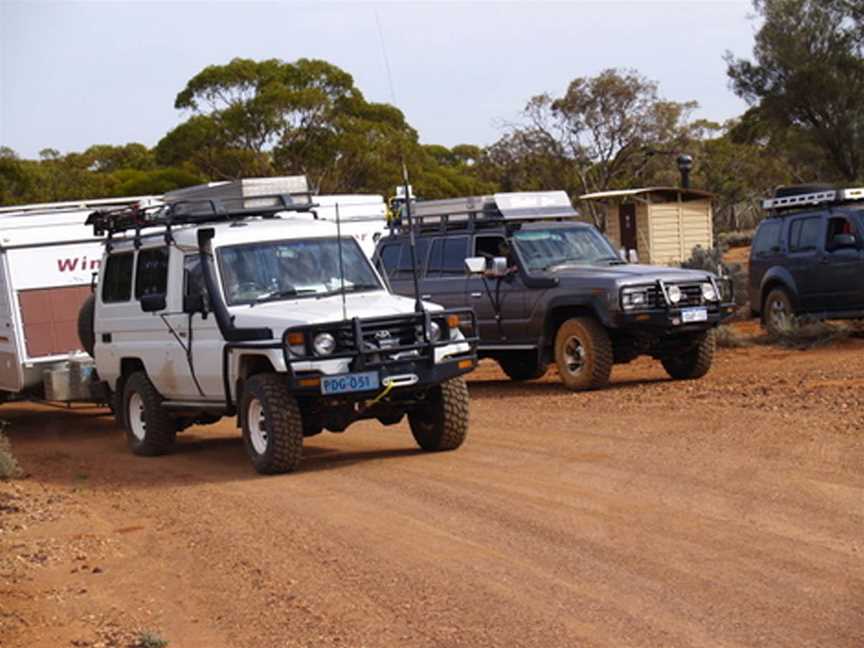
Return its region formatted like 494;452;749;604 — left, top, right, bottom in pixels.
396;238;430;279
134;247;170;299
826;216;857;246
426;238;445;277
427;237;469;277
101;253;134;303
378;244;401;279
752;221;782;256
789;217;822;252
184;256;206;298
441;236;469;275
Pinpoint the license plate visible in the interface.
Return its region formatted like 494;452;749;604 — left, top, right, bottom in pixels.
321;371;380;395
681;307;708;323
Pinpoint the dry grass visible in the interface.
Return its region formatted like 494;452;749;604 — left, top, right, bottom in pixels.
714;325;753;349
0;427;21;480
763;316;864;349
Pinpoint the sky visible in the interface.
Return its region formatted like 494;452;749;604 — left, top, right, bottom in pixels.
0;0;759;160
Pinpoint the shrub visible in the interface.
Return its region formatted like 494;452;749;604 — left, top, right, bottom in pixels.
0;427;21;480
717;230;754;248
764;316;864;349
681;244;748;310
714;325;751;348
134;631;169;648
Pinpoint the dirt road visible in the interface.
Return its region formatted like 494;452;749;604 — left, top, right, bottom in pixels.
2;333;863;647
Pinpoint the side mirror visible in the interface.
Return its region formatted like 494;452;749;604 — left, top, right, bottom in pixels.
830;233;857;250
488;256;509;277
183;293;207;314
465;257;486;275
140;293;166;312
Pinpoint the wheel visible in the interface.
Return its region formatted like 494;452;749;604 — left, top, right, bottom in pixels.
498;354;547;381
122;371;176;456
762;287;795;336
554;317;613;391
240;374;303;474
408;377;469;451
661;330;716;380
78;294;96;357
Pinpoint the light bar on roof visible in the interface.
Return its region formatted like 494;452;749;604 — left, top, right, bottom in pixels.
762;186;864;211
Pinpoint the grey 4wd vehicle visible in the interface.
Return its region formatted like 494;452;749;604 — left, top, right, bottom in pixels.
751;185;864;335
375;191;736;391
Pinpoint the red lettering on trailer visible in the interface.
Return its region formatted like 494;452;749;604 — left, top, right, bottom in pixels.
57;257;101;272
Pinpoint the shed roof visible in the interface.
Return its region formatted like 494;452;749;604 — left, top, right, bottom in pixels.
579;187;714;201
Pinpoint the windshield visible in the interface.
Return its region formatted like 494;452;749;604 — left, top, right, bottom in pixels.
512;227;622;271
217;237;382;306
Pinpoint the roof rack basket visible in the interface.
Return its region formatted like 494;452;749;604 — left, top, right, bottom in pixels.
405;191;579;232
86;176;316;241
762;187;864;212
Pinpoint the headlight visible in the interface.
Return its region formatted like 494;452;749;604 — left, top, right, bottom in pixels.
621;287;650;310
701;282;718;302
428;320;442;342
667;285;682;304
312;332;336;356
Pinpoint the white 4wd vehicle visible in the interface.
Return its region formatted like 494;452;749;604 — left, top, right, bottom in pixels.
82;183;478;474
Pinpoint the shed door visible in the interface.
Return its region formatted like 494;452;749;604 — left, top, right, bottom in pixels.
619;204;638;253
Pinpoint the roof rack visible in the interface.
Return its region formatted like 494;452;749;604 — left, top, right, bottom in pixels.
763;187;864;212
87;193;315;240
406;191;579;232
0;195;157;217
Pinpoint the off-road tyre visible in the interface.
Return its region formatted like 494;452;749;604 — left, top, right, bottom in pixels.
762;287;795;337
554;317;613;391
498;355;547;381
408;377;469;452
240;374;303;474
122;371;176;456
78;294;96;357
661;330;716;380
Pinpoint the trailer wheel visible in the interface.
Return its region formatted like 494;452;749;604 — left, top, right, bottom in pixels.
408;377;469;451
122;371;176;456
78;294;96;357
240;374;303;474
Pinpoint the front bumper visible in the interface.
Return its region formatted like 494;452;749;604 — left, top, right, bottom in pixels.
280;309;478;397
611;302;737;332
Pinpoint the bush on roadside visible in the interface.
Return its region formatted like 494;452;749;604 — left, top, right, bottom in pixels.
764;316;864;349
714;325;751;348
0;427;21;480
134;630;169;648
717;230;754;248
681;244;749;311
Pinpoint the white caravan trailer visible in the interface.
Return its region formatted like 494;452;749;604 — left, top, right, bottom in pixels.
311;195;388;257
0;196;154;400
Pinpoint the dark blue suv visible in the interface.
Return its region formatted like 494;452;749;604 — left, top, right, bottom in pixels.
750;186;864;334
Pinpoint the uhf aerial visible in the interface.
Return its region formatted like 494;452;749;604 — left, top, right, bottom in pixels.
375;11;424;314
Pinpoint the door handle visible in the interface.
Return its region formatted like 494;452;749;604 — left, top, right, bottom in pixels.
470;292;483;298
101;333;112;344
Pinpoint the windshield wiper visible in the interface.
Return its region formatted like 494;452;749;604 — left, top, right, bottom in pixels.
251;287;299;306
595;256;628;266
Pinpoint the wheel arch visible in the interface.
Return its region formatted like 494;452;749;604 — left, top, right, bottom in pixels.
759;268;799;313
543;301;605;347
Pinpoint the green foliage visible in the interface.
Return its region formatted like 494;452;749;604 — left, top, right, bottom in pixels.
681;245;748;309
134;630;169;648
480;68;700;229
726;0;864;181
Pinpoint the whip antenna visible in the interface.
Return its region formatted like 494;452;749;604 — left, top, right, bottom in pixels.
335;202;348;321
375;10;424;313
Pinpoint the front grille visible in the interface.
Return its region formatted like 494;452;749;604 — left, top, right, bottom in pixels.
646;283;705;308
331;316;423;355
